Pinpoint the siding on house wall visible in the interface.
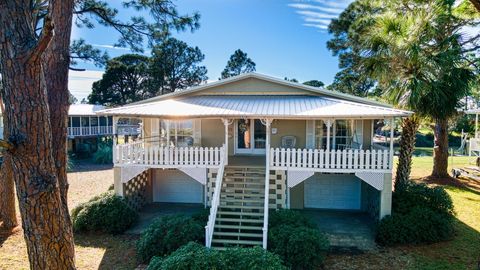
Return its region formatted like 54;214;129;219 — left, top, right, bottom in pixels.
363;119;372;149
193;77;315;96
290;182;305;209
271;120;306;149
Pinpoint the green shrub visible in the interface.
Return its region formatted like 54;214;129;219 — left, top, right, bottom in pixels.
92;139;113;164
223;246;286;270
72;191;138;234
147;242;286;270
191;208;210;224
377;183;455;246
393;183;454;217
376;206;455;245
269;209;316;229
147;242;225;270
268;224;329;270
136;215;204;263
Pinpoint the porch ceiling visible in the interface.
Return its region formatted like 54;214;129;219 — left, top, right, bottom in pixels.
98;95;412;119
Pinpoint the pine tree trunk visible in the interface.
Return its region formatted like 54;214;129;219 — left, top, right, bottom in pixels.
395;116;420;191
0;155;17;229
0;2;76;268
44;0;75;221
432;118;450;178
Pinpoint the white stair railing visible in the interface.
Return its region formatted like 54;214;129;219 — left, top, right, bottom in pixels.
205;144;226;248
262;151;270;249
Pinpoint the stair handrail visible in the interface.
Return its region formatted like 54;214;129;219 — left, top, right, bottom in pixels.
205;144;226;248
262;150;270;249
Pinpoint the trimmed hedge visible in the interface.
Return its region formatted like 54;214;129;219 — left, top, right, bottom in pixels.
136;214;204;263
147;242;286;270
71;191;138;234
376;183;455;246
268;210;329;270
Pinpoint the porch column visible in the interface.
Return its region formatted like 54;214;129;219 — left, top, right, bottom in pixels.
325;119;332;151
80;117;83;136
113;116;119;162
260;118;273;249
221;118;233;165
379;172;393;218
89;116;92;135
389;117;395;169
476;113;478;139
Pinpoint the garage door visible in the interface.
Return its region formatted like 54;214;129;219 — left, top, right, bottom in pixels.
153;170;203;203
304;174;361;210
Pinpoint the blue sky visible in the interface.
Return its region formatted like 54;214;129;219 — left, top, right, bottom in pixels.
69;0;352;101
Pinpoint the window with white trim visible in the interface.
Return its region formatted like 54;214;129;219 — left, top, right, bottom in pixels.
159;120;194;147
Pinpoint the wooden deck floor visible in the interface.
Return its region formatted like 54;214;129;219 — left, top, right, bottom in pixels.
228;155;266;167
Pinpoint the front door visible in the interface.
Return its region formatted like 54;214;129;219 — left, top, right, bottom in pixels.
235;119;266;155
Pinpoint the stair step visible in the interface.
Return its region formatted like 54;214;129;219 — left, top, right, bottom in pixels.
221;197;264;203
213;232;263;238
211;239;263;245
222;186;264;191
218;211;264;216
219;204;264;210
215;224;263;230
216;217;264;223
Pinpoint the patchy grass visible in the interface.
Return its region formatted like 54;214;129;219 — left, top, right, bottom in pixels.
0;162;137;270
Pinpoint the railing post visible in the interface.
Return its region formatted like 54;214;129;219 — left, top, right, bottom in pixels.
221;119;233;165
261;118;273;250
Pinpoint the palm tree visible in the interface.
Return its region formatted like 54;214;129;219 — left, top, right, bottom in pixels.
360;0;477;180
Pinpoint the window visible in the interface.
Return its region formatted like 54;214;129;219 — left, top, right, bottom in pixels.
334;120;352;150
314;120;352;150
159;120;194;147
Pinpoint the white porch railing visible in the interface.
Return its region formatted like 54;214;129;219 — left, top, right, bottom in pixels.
205;145;226;247
270;148;392;172
68;126;114;137
114;140;225;168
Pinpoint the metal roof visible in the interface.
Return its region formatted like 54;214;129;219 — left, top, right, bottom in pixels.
132;73;393;108
98;95;412;119
69;104;106;116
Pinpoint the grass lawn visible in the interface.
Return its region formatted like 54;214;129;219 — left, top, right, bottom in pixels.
1;157;479;269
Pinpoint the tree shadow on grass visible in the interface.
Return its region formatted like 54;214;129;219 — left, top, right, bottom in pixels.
0;225;20;248
74;232;139;270
399;217;480;269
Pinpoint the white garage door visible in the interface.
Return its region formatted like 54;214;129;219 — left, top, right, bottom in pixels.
304;174;361;210
153;170;203;203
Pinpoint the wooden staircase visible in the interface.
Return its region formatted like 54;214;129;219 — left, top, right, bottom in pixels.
211;166;266;249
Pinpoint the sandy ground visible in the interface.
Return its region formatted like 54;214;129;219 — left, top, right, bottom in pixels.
0;162;137;270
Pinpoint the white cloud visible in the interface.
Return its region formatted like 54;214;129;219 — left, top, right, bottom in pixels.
289;0;352;32
92;44;131;51
68;70;104;102
295;10;338;19
288;3;344;14
303;23;329;30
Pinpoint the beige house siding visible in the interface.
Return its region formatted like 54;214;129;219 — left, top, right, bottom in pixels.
271;120;306;149
290;182;304;209
363;119;372;149
193;77;316;96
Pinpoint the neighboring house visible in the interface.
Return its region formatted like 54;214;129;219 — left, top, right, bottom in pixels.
68;104;139;153
98;73;412;249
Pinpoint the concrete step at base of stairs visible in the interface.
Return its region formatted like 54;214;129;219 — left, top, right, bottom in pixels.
211;239;263;246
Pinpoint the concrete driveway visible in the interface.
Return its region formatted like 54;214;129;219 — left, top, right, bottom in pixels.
126;203;204;235
302;209;377;252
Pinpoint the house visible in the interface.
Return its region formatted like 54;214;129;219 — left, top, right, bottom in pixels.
68;104;140;153
98;73;412;249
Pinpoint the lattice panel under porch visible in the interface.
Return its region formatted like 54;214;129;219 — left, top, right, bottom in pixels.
123;169;150;211
269;170;286;209
206;168;218;207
